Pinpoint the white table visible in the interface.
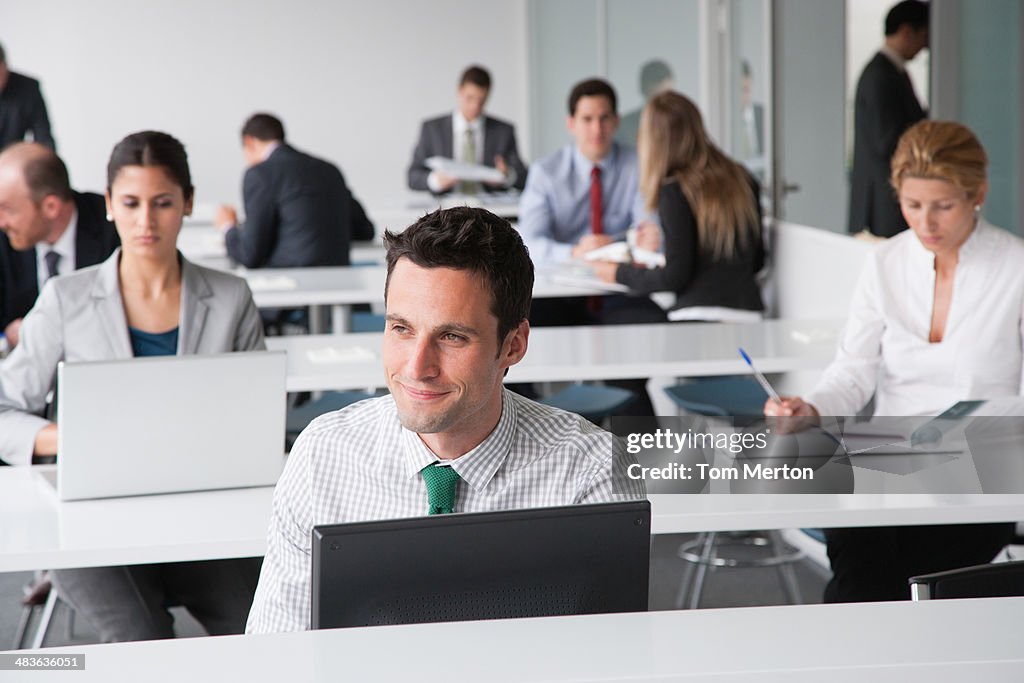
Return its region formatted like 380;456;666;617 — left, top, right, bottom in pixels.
14;598;1024;681
267;319;843;392
4;466;1023;573
186;260;627;333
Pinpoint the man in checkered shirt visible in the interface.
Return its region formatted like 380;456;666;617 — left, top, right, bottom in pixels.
247;206;646;633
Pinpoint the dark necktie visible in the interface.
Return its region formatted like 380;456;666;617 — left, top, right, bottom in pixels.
420;462;460;515
43;250;61;281
590;165;603;235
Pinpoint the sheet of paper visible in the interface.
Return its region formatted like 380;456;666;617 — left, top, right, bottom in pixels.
306;346;376;365
246;275;299;291
424;156;505;183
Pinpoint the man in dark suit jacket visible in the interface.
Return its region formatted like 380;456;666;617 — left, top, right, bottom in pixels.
215;113;373;269
849;0;929;237
0;143;118;346
0;43;55;150
407;65;527;195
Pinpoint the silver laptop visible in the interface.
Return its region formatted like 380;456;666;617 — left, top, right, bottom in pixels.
44;351;287;501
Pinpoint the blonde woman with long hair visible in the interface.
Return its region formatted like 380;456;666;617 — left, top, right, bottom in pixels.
594;91;764;322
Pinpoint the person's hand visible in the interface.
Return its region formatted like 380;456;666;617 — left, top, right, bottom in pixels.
4;318;23;349
483;155;510;188
592;261;620;283
572;234;613;259
633;221;662;251
430;171;458;192
33;423;58;457
764;396;820;434
215;205;238;232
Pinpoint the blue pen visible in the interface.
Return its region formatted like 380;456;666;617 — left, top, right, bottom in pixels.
739;347;782;403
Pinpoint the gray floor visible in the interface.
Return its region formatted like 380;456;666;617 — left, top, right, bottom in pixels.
0;532;829;650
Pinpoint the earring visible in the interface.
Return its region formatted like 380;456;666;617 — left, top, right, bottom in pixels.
105;213;113;221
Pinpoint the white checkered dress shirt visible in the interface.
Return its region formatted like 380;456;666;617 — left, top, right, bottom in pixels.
246;388;646;633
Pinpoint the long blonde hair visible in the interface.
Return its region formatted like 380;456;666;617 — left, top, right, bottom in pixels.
638;91;759;260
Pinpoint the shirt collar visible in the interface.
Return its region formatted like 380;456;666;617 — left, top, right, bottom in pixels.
400;388;517;493
46;207;78;259
879;45;907;72
572;143;616;184
906;216;987;267
261;141;282;163
453;111;482;135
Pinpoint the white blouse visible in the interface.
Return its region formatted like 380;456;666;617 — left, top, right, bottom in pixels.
807;220;1024;417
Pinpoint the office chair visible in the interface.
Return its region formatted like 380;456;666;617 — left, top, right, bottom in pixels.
539;383;637;424
286;390;387;446
909;560;1024;600
665;376;804;609
13;572;74;649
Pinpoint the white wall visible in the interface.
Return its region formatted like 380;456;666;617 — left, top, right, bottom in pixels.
0;0;529;226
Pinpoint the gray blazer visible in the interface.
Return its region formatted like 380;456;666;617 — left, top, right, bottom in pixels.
0;250;265;466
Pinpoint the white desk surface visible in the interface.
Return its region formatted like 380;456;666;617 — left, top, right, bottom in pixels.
18;598;1024;681
240;263;626;309
4;466;1023;573
267;319;843;392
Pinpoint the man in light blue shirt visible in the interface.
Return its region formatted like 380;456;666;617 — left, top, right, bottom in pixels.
518;78;650;266
517;79;664;418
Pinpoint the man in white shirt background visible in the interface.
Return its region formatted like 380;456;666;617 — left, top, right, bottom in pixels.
406;65;528;195
0;142;118;347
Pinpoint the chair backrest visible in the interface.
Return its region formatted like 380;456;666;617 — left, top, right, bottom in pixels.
909;560;1024;600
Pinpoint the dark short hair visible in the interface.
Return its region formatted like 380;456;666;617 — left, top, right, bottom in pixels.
640;60;672;98
107;131;194;202
0;43;6;65
568;78;617;116
23;150;72;203
383;207;534;345
241;113;286;142
885;0;929;36
459;65;491;91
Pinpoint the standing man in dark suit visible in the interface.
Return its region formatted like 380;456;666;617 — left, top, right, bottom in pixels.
215;113;374;270
0;143;118;347
0;43;56;151
849;0;929;238
407;65;528;195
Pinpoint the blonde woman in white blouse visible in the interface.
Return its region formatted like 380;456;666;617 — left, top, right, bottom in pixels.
766;120;1022;602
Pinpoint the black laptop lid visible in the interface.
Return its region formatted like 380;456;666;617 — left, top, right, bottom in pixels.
311;500;651;629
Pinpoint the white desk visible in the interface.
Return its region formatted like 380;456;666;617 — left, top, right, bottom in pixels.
267;319;842;392
16;598;1024;681
4;467;1022;573
189;261;626;333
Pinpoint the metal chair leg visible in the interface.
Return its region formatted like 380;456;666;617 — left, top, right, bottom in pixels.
688;531;718;609
30;589;59;649
770;530;803;604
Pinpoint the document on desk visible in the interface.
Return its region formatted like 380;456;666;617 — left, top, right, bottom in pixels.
424;156;505;183
247;275;299;291
306;346;376;364
583;241;666;268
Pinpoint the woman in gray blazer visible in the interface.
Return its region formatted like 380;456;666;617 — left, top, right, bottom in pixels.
0;131;265;642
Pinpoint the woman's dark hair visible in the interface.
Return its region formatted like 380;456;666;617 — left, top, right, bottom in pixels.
106;131;193;201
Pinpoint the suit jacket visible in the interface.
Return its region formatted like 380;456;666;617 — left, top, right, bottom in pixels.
407;113;528;193
225;144;368;268
0;250;265;465
0;71;55;150
849;52;926;237
0;191;120;329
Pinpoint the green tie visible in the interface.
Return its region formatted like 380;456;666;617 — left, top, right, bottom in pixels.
420;462;460;515
458;128;480;195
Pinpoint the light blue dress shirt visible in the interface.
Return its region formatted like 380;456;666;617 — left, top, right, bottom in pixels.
517;143;650;265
